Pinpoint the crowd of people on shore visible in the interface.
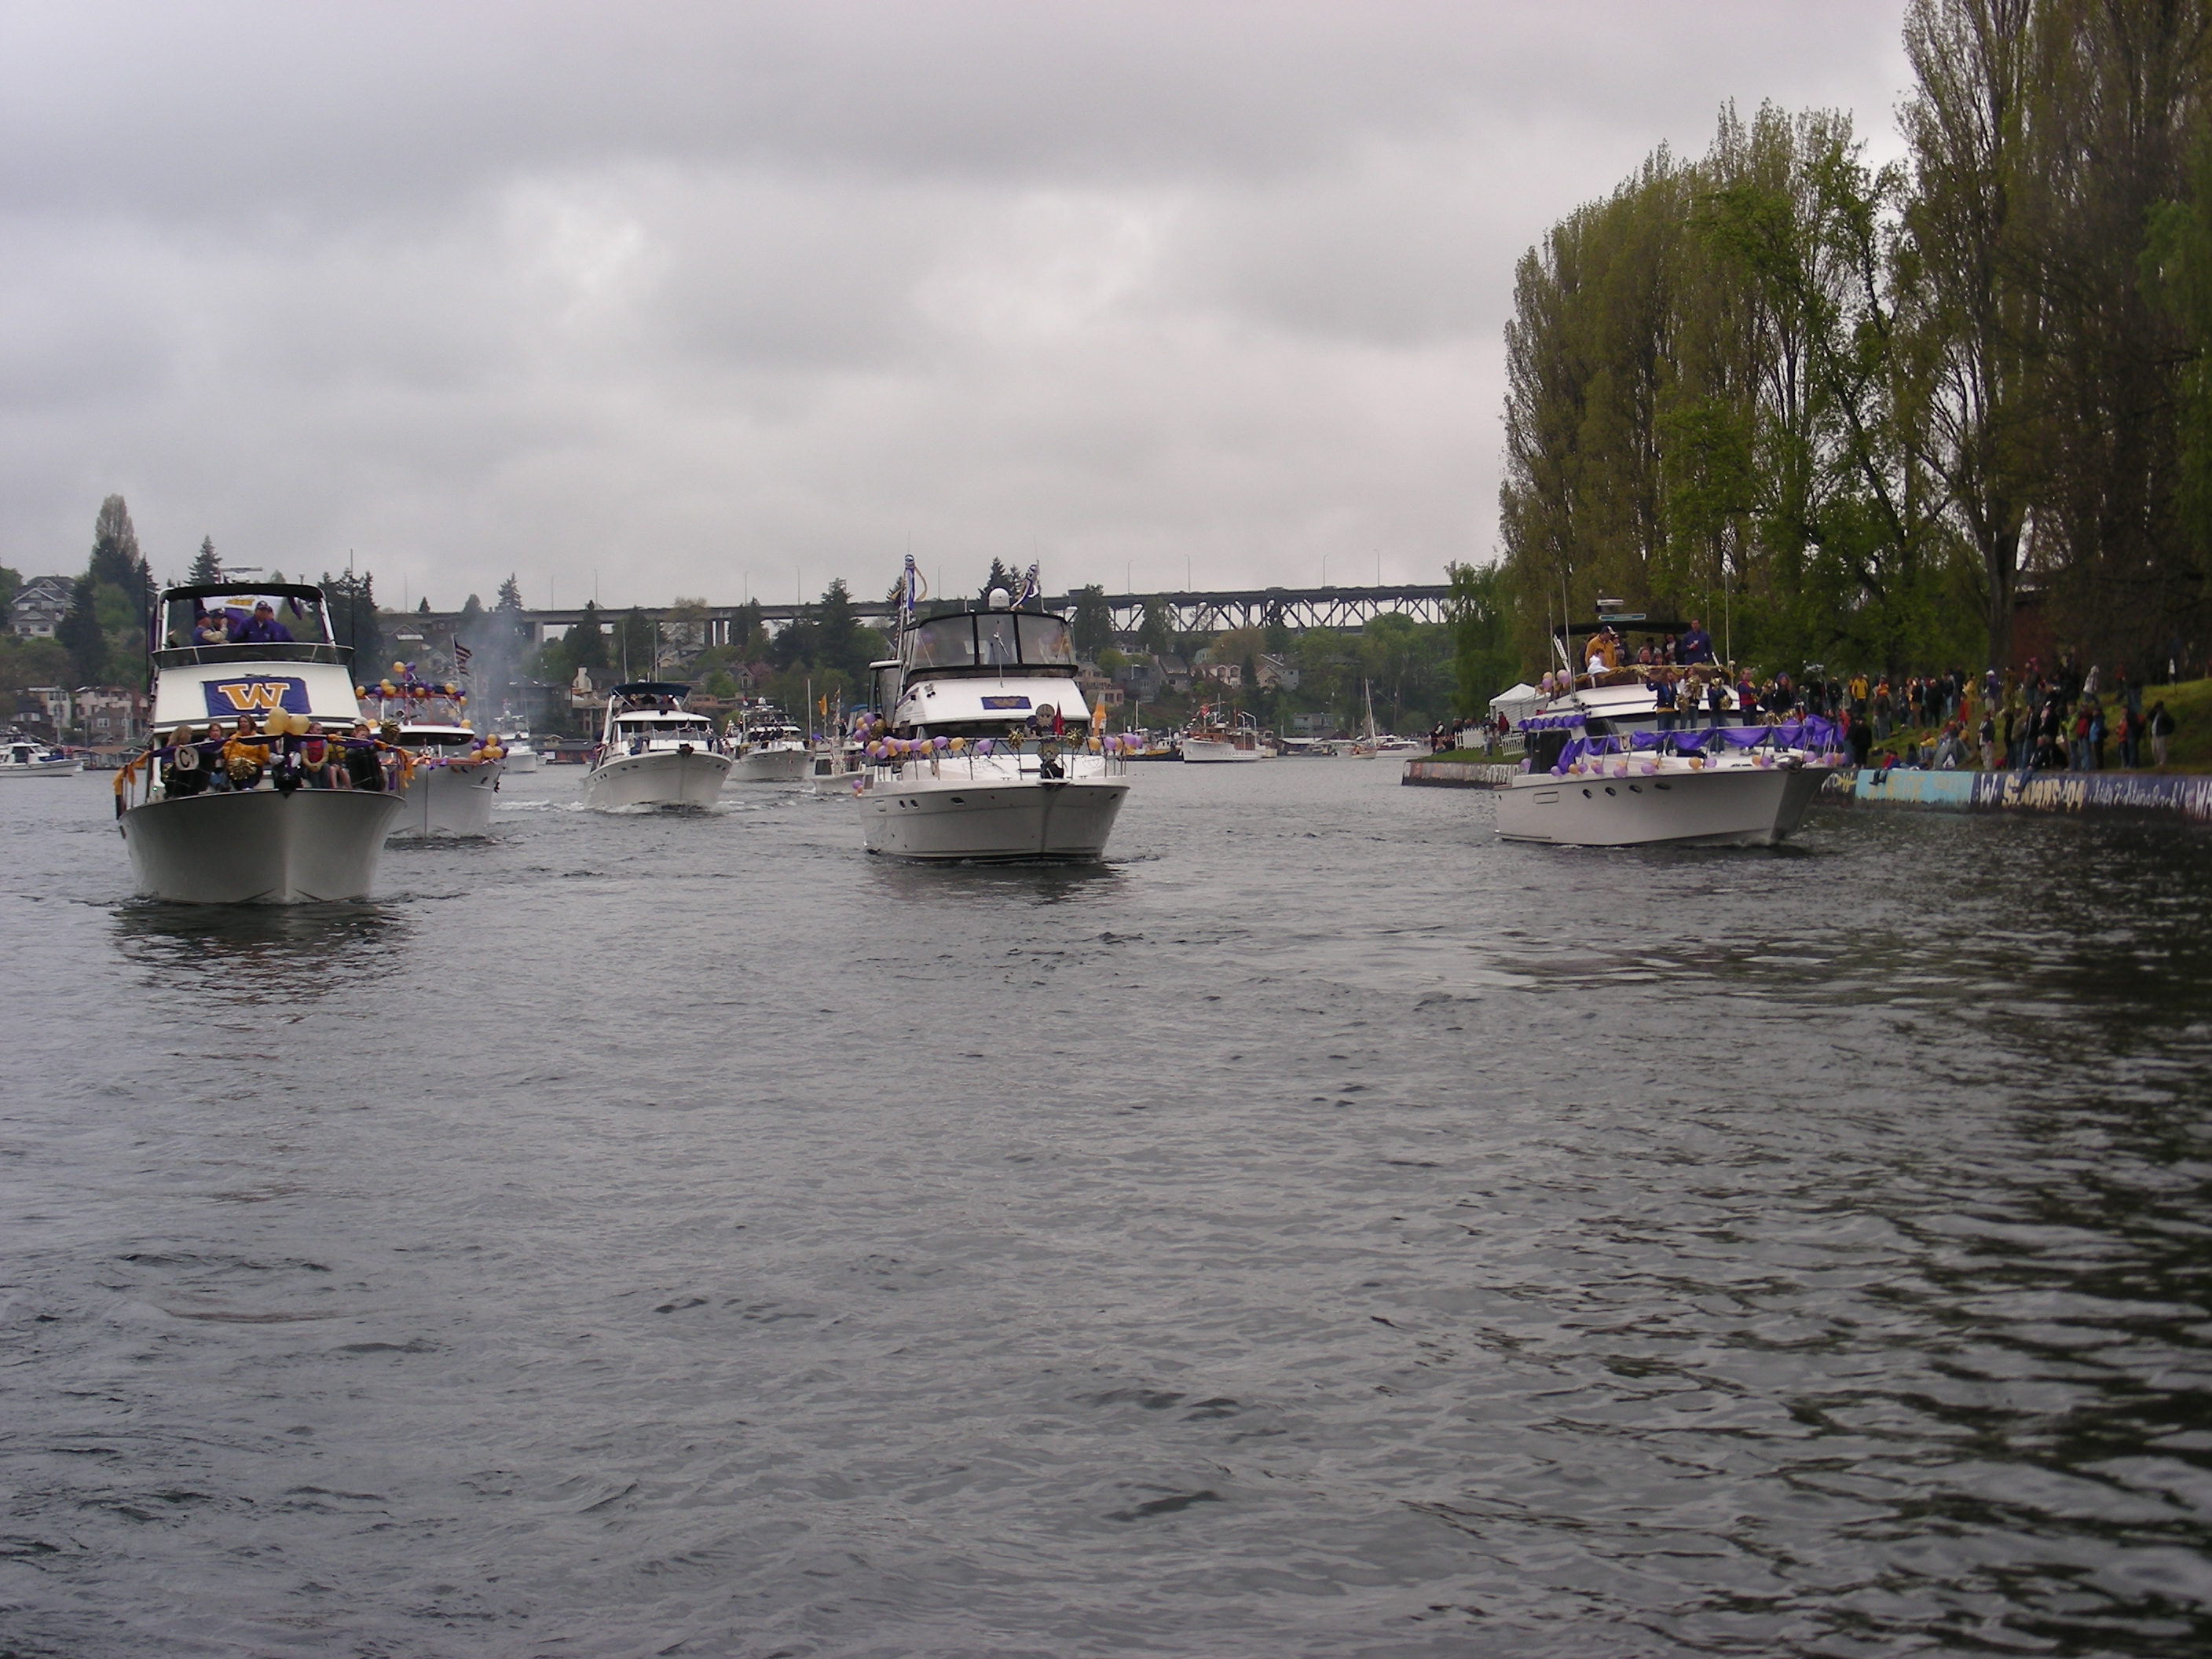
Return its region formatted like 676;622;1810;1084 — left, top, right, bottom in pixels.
1450;623;2187;772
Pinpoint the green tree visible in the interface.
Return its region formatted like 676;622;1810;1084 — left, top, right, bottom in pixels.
0;565;20;617
1447;561;1522;716
1137;597;1174;655
565;600;608;672
1071;584;1115;657
320;570;383;673
980;558;1016;600
59;495;152;686
188;536;222;584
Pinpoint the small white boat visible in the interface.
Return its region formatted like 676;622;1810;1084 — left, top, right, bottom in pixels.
0;738;81;777
857;594;1130;862
1181;710;1264;763
118;582;404;901
358;683;505;836
729;703;810;782
580;682;731;810
495;731;539;773
807;743;868;798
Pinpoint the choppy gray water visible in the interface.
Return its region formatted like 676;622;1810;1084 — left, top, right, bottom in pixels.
3;763;2210;1657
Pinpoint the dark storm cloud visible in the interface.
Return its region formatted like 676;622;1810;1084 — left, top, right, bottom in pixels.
0;2;1907;603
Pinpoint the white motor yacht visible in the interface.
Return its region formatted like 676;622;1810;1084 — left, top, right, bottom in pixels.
1182;709;1264;763
807;742;868;798
1;738;81;777
729;702;810;782
856;593;1130;861
1492;610;1842;847
359;678;505;837
116;582;404;902
580;682;731;809
496;731;539;773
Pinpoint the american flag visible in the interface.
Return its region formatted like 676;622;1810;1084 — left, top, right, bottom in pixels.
452;639;472;672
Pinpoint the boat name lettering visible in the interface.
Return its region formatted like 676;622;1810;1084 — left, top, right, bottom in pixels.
204;677;312;716
980;695;1032;710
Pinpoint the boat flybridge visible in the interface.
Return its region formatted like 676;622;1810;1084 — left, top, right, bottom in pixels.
730;701;809;783
856;590;1131;861
1493;605;1844;847
360;670;506;836
580;682;731;809
115;582;405;901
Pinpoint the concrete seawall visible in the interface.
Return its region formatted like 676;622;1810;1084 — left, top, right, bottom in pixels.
1401;758;1518;788
1826;767;2212;825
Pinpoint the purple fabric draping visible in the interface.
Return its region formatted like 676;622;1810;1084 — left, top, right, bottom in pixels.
1551;716;1843;775
1518;712;1587;731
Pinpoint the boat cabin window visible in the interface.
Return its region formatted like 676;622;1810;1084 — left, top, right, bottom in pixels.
979;612;1019;667
163;591;329;647
1016;615;1074;665
907;616;978;668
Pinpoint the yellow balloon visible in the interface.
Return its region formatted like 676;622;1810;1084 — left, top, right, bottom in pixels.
948;737;965;753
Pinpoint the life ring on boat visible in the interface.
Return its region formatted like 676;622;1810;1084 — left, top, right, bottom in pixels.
170;744;199;772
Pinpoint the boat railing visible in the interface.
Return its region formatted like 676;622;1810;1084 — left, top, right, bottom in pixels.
112;729;425;814
863;743;1131;781
153;642;352;668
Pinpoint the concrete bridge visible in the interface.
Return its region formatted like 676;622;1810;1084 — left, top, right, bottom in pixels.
510;583;1453;646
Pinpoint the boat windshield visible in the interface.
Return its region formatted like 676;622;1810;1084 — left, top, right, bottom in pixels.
162;591;331;648
908;616;979;668
906;611;1076;670
1016;615;1074;665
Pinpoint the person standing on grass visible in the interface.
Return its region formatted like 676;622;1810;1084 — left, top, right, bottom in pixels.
2148;701;2175;767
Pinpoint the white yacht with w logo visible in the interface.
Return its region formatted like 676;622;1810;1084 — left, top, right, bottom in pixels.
115;582;404;901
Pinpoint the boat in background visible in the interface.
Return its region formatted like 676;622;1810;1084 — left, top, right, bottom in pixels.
730;701;810;782
856;590;1130;861
116;582;403;901
360;676;504;836
580;682;731;809
1182;709;1264;763
496;731;539;773
2;738;82;778
807;742;868;798
1494;606;1841;847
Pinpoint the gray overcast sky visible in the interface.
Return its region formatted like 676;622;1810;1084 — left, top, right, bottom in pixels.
0;1;1909;608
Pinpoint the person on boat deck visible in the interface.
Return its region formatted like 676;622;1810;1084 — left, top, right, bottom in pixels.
298;726;337;788
222;716;266;790
343;722;386;791
1679;618;1716;665
193;611;230;647
1654;672;1678;732
233;600;293;644
161;726;211;796
1705;677;1728;727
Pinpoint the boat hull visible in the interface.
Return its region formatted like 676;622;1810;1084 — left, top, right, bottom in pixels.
1495;763;1832;848
1181;738;1260;763
1;760;82;778
119;788;406;903
500;750;538;774
390;761;503;837
859;773;1128;861
580;749;731;809
731;747;810;782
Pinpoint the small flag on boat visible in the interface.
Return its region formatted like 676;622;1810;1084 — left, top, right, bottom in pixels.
900;554;923;623
453;639;472;674
1013;562;1039;608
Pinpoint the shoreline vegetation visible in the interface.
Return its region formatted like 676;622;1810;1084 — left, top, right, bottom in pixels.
1492;0;2212;702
